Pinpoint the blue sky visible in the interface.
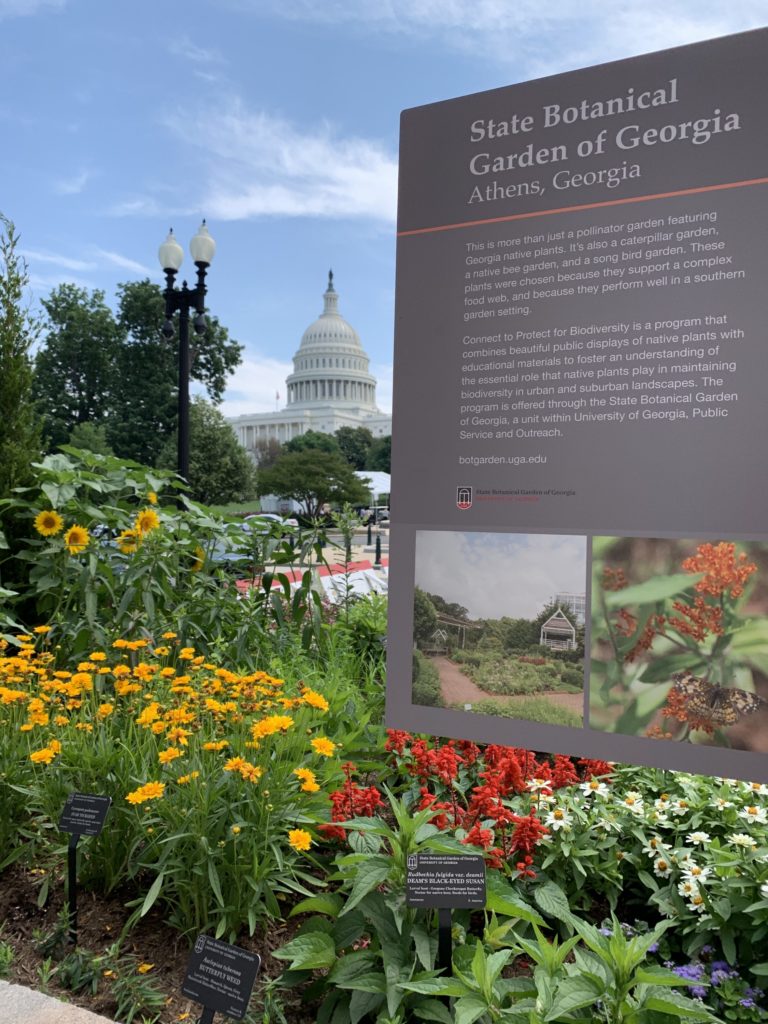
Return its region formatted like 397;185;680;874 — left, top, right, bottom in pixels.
2;0;765;418
415;530;587;619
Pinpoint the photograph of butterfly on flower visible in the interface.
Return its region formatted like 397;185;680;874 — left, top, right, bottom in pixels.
589;536;768;750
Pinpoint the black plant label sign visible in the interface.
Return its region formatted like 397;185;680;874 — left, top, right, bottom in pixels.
58;793;111;837
182;935;261;1020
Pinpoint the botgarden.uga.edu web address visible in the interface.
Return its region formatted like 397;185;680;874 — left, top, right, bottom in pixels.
458;454;547;465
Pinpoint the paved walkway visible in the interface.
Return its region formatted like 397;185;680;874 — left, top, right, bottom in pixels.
0;981;113;1024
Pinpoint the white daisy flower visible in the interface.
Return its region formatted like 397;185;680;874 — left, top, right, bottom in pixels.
745;782;768;796
682;864;711;883
580;779;609;798
669;799;691;817
678;879;699;898
621;791;644;815
686;831;711;846
740;805;768;825
527;777;551;792
653;856;673;877
643;836;672;857
730;833;757;849
714;798;733;811
688;893;708;913
544;807;573;831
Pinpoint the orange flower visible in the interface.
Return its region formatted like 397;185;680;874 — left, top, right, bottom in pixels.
682;542;757;599
311;736;336;758
126;782;165;805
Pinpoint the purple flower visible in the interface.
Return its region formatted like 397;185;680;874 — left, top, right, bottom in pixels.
740;997;757;1009
690;986;707;999
648;942;659;953
673;964;706;981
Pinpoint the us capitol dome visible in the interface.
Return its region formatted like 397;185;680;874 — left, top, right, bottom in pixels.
229;271;391;452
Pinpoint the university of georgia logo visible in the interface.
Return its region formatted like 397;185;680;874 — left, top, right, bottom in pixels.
456;486;472;510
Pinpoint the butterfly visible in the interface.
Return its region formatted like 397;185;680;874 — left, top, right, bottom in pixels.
671;671;766;727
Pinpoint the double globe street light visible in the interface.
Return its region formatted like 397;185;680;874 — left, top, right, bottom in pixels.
158;221;216;482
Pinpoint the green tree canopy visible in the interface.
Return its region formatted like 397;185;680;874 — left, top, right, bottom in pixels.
32;278;242;466
257;449;369;518
67;422;114;456
284;430;340;456
33;283;120;450
157;397;256;506
0;216;43;496
366;434;391;473
426;592;470;621
335;426;373;469
413;587;438;647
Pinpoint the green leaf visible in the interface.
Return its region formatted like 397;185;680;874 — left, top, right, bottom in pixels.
334;909;367;951
604;572;699;608
486;875;545;925
272;932;337;971
413;999;455;1023
544;977;602;1019
140;873;164;917
349;989;383;1024
399;978;473;997
454;995;490;1024
533;881;573;924
750;963;768;976
340;856;392;915
290;893;344;918
644;988;719;1020
207;860;224;908
635;966;694;987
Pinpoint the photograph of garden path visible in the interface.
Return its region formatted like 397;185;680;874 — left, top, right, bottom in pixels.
411;530;587;727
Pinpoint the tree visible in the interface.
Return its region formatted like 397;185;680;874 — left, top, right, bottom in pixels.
109;280;242;465
284;430;340;456
157;397;256;505
413;588;438;647
257;449;369;518
67;422;114;456
0;215;43;499
33;284;121;449
366;434;391;473
251;437;283;469
32;278;243;466
426;592;469;621
335;426;373;469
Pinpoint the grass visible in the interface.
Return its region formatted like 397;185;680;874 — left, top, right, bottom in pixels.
467;697;583;728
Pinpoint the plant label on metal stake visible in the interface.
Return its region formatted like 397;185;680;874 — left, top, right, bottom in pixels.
58;793;111;945
406;853;486;973
182;934;261;1022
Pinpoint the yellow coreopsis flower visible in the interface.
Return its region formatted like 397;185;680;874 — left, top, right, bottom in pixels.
293;767;320;793
29;746;57;765
97;703;114;718
147;491;158;505
125;782;165;805
34;510;64;537
288;829;312;852
158;746;182;765
302;688;329;712
64;525;89;554
311;736;336;758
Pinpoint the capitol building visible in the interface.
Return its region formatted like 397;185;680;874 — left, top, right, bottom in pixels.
229;273;391;451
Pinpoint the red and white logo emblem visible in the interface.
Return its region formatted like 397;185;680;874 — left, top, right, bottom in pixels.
456;486;472;510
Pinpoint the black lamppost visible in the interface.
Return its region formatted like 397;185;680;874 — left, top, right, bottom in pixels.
158;222;216;482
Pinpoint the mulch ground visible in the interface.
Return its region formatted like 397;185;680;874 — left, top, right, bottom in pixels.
0;862;313;1022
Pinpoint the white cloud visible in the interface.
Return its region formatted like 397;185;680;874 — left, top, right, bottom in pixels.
219;354;294;417
20;249;95;272
53;169;92;195
92;248;152;275
415;531;586;620
163;102;398;222
169;35;224;65
0;0;65;18
256;1;767;74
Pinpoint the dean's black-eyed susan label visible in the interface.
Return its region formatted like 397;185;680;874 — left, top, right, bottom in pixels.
387;28;768;782
406;853;486;908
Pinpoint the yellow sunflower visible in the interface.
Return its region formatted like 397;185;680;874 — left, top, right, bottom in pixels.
64;525;89;554
135;508;160;536
34;510;64;537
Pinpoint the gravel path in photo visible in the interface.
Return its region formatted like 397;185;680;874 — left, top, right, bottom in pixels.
431;656;583;714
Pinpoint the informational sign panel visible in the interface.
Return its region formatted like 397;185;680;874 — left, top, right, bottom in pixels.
58;793;111;837
387;28;768;781
406;854;486;909
182;935;260;1020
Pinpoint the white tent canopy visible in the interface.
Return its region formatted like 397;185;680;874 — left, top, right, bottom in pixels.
356;471;390;502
